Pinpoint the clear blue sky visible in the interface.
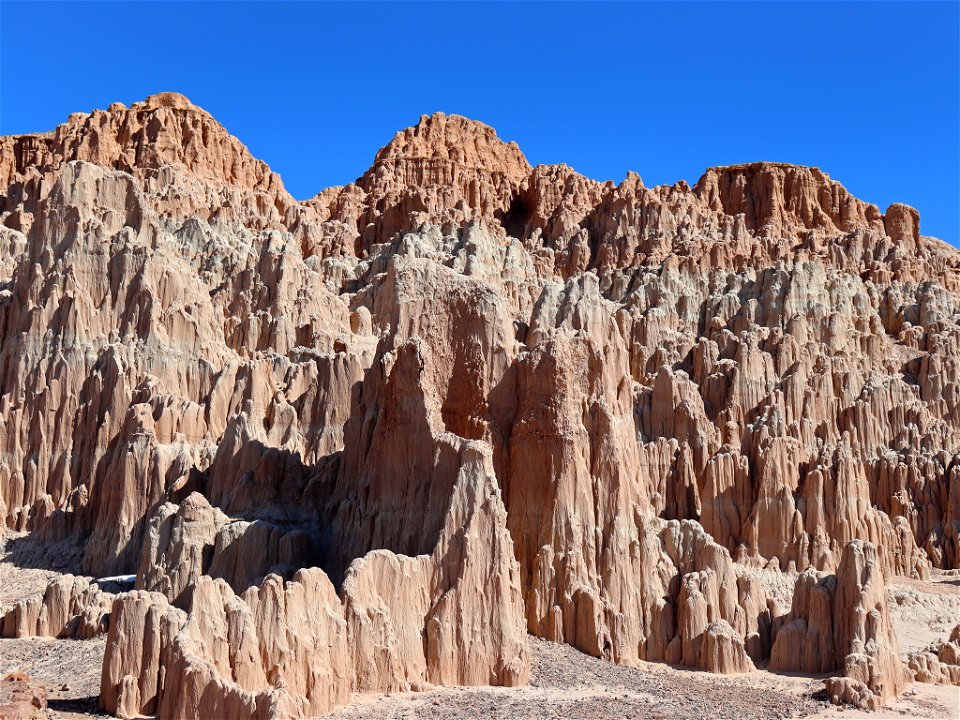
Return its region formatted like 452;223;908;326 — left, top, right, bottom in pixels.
2;1;957;244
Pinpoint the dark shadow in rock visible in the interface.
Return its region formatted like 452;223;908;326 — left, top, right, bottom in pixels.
496;194;530;241
48;695;108;717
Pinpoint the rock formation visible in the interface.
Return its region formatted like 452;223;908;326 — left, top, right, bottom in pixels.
102;438;528;719
2;93;959;716
770;540;907;709
1;575;113;639
0;673;47;720
907;623;960;685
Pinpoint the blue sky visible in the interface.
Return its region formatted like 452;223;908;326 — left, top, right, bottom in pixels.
2;1;957;244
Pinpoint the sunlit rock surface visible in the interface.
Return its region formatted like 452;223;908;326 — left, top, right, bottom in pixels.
2;94;958;717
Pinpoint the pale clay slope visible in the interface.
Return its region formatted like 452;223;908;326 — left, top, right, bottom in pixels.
0;92;959;718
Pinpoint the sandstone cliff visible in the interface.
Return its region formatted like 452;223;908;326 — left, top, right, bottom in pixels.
2;94;958;716
770;540;907;709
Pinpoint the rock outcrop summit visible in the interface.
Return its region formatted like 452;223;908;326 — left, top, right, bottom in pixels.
1;93;958;718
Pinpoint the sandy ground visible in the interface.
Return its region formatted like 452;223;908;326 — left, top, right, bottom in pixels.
0;532;86;606
329;635;959;720
0;637;108;719
887;572;960;653
330;635;823;719
1;533;958;719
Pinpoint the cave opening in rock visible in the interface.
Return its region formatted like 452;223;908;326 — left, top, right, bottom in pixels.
499;194;530;240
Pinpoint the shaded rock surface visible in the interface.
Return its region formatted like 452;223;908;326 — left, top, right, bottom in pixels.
2;94;959;716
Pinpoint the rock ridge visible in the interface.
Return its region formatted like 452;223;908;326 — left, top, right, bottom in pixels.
1;94;959;717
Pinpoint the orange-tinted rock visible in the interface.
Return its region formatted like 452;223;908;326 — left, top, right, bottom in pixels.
1;575;112;639
908;624;960;685
771;541;908;709
0;673;47;720
355;112;531;245
884;202;922;254
694;162;884;237
2;95;959;717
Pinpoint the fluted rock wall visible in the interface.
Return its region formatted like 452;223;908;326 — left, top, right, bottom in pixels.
101;437;528;720
770;540;907;709
2;94;959;716
1;575;112;639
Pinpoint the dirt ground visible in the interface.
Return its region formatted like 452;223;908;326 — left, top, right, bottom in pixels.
330;635;823;720
0;637;108;719
2;533;958;719
0;533;106;719
328;633;959;720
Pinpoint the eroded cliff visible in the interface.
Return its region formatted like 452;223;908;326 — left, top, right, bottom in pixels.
1;94;958;717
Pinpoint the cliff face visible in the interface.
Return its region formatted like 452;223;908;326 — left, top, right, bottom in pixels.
1;94;959;717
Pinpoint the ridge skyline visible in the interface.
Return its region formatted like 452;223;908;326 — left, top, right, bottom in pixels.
3;2;955;245
3;91;950;248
